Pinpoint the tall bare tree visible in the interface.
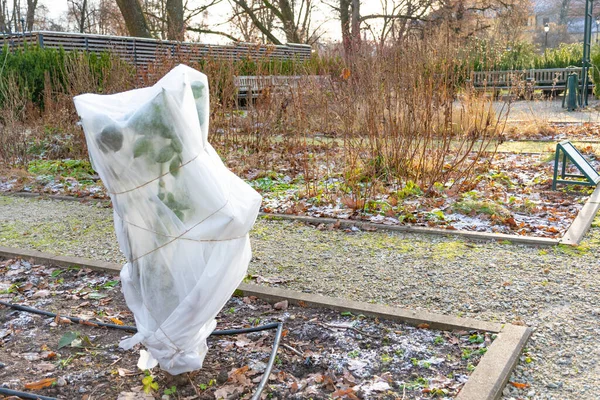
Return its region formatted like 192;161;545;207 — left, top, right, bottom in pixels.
25;0;37;30
228;0;318;44
116;0;152;37
0;0;39;32
68;0;90;33
227;0;279;42
331;0;430;57
166;0;184;40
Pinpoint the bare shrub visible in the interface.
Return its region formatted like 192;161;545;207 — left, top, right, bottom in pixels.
0;36;507;212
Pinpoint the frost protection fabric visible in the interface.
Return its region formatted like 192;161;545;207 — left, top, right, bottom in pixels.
73;64;262;375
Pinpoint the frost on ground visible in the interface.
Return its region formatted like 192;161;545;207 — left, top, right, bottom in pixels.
1;146;597;238
1;195;600;399
0;258;488;399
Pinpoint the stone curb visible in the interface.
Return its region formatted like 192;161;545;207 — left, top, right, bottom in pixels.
236;283;502;333
456;324;532;400
560;184;600;245
0;246;530;400
260;213;560;247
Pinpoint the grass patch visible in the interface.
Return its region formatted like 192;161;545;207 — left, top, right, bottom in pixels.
28;159;95;181
452;199;511;218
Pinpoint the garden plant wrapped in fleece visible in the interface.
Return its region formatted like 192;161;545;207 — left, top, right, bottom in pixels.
73;65;262;374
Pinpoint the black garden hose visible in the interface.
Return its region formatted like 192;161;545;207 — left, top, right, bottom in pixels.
0;387;58;400
0;300;284;400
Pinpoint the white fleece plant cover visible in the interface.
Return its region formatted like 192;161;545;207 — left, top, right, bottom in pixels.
73;64;262;375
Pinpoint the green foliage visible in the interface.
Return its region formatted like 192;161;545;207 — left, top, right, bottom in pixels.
462;348;472;359
452;196;511;218
27;159;95;180
142;372;159;394
535;43;583;69
498;41;538;70
163;386;177;396
396;181;423;200
468;334;484;344
591;47;600;97
0;44;128;109
465;40;585;71
58;331;93;349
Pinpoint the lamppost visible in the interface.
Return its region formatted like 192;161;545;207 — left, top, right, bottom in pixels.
596;16;599;43
544;23;550;52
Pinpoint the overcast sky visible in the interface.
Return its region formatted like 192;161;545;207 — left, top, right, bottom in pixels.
40;0;385;44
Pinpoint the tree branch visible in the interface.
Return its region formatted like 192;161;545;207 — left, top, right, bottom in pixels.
187;26;240;42
230;0;283;44
360;13;428;22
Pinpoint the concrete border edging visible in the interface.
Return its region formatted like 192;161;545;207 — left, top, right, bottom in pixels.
0;246;530;400
560;184;600;245
236;283;502;333
456;324;532;400
260;213;560;246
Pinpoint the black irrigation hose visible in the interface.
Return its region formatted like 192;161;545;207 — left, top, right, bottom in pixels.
251;322;284;400
0;300;137;331
0;301;283;400
0;387;58;400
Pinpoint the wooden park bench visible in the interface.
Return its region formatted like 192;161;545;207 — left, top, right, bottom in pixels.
467;67;594;99
233;75;329;105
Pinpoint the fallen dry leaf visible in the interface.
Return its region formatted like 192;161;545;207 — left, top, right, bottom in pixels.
417;323;430;329
117;368;136;377
110;317;124;326
213;385;239;399
332;387;359;399
54;315;72;325
32;289;51;298
24;378;56;390
510;381;530;389
35;363;56;372
273;300;288;310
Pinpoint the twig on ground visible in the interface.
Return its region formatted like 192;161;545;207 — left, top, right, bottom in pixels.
108;357;122;367
187;372;201;397
281;343;304;357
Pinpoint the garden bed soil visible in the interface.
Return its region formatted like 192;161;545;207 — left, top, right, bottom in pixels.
0;258;491;399
2;148;597;240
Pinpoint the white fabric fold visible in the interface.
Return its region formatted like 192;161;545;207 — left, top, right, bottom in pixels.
73;64;261;374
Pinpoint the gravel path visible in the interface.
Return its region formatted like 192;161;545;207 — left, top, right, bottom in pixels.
498;98;600;123
2;195;600;399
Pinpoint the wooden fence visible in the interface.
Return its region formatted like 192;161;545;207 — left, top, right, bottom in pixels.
0;31;312;66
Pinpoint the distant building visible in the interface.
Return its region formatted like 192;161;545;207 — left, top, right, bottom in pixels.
528;0;597;44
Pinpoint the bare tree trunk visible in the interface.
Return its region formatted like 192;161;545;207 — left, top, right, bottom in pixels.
166;0;184;41
116;0;152;38
276;0;299;42
340;0;360;59
25;0;37;31
0;0;8;33
559;0;569;25
79;0;87;32
12;0;21;32
351;0;360;48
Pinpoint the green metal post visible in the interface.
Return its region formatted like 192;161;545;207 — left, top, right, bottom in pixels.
553;148;560;190
581;0;594;106
566;73;579;111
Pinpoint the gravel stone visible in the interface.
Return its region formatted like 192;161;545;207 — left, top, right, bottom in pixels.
1;195;600;399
